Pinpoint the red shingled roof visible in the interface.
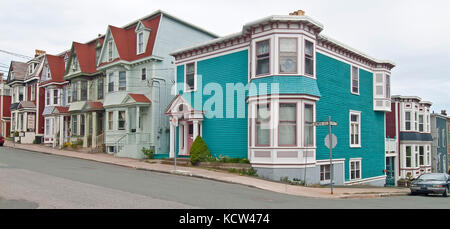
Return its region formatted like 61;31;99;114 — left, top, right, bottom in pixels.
87;101;104;110
73;37;104;74
100;14;161;66
55;106;69;114
129;93;151;103
40;54;66;86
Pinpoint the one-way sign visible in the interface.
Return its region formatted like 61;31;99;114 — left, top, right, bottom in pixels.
313;121;338;126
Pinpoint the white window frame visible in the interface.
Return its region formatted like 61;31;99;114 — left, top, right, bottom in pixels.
349;158;362;180
303;37;316;79
405;111;411;131
278;37;298;74
351;66;359;95
349;110;361;148
30;84;35;100
108;40;113;62
255;39;271;77
320;164;331;182
137;31;144;55
184;62;197;92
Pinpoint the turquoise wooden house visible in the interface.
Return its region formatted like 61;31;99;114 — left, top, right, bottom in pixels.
431;112;448;173
166;10;395;186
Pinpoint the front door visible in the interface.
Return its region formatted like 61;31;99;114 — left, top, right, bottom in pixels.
386;157;395;186
187;122;194;155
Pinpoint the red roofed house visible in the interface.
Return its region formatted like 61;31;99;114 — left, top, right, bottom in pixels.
96;10;217;159
40;53;71;147
64;36;106;150
0;75;12;138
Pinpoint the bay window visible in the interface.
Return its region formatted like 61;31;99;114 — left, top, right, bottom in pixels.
72;115;78;135
278;103;297;146
386;75;391;98
108;112;113;130
72;82;78;102
81;80;87;101
405;146;412;167
304;104;314;146
119;71;126;91
53;89;58;105
256;103;270;146
279;38;297;73
118;111;126;130
256;40;270;75
419;146;424;166
419;115;424;132
46;90;50;105
80;115;85;136
304;40;314;76
108;73;114;92
405;112;411;131
98;78;104;100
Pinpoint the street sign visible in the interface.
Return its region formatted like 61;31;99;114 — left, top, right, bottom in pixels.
314;121;337;126
325;134;337;149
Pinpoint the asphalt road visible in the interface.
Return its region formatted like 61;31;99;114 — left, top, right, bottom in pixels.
0;146;449;209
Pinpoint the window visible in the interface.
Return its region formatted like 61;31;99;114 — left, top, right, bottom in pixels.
386;75;391;98
426;115;430;133
95;48;101;63
97;78;104;100
72;82;78;102
80;80;87;101
19;87;24;101
419;146;424;166
108;41;113;61
351;66;359;94
180;125;184;149
320;164;331;181
67;87;71;103
405;112;411;131
256;103;270;146
279;103;297;146
108;73;114;92
304;40;314;76
72;56;78;71
304;104;314;147
141;68;146;81
415;112;418;131
350;160;361;180
46;90;50;105
256;40;270;75
185;63;195;91
80;115;85;136
45;119;50;136
442;129;446;147
31;85;35;100
419;115;424;132
53;89;58;105
138;32;144;54
72;115;78;135
108;112;113;130
119;71;126;91
350;111;361;147
118;111;126;130
279;38;297;73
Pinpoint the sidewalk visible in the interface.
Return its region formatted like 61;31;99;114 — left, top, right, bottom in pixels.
4;141;410;199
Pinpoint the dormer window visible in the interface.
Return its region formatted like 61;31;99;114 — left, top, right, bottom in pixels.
137;32;144;54
72;55;78;71
108;41;113;61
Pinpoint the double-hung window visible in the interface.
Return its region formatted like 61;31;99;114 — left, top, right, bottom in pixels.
18;87;24;101
141;68;147;81
97;78;104;100
108;73;114;92
278;103;297;146
279;38;297;73
419;146;425;166
320;164;331;181
185;63;195;91
351;66;359;94
108;112;113;130
80;115;85;136
419;115;424;132
118;111;126;130
304;104;314;147
31;85;35;100
350;160;361;180
304;40;314;76
414;112;418;131
67;87;71;103
256;103;270;146
256;40;270;75
53;89;58;105
118;71;126;91
405;146;412;168
72;82;78;102
80;80;87;101
138;32;144;54
405;112;411;131
46;90;51;105
108;41;113;61
72;115;78;135
386;75;391;98
350;111;361;147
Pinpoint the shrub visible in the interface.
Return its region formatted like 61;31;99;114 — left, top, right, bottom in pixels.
63;142;72;148
190;136;211;166
71;139;83;148
14;131;19;137
141;147;154;159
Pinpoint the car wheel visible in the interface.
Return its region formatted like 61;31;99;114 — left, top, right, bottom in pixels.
410;191;417;196
444;187;449;197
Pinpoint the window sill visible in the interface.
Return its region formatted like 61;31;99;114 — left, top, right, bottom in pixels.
350;145;361;148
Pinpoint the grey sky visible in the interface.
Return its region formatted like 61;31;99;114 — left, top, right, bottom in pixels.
0;0;448;113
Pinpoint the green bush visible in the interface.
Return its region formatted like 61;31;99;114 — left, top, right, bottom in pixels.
190;136;211;166
141;147;154;159
14;131;19;137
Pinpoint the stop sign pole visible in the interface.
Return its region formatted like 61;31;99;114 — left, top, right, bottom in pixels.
328;116;333;195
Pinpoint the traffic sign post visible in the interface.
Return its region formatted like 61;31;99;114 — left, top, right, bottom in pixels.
314;117;338;195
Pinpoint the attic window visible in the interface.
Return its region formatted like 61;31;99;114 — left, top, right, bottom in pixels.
72;55;78;71
138;32;144;54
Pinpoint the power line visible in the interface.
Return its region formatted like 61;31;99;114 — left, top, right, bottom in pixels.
0;49;33;60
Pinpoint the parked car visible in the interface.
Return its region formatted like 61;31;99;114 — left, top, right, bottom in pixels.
410;173;450;197
0;135;4;146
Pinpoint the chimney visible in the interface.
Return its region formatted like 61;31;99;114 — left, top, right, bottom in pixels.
289;10;305;16
441;110;447;116
35;49;46;57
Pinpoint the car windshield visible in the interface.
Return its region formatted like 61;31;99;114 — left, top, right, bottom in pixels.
417;174;446;181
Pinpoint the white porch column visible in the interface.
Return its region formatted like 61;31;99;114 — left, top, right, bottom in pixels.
169;122;175;158
136;106;140;133
23;112;28;132
59;116;64;149
53;117;58;148
193;120;199;141
83;114;89;148
92;112;97;148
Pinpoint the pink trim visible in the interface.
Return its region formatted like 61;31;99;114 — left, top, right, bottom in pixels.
184;62;196;91
278;37;298;74
304;103;315;147
278;102;297;147
255;102;271;147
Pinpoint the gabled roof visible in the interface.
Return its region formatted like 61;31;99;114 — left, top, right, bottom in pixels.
40;54;66;86
6;61;27;83
127;93;151;103
100;14;161;66
72;37;104;74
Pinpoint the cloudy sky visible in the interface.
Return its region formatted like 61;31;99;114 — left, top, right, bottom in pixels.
1;0;449;113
